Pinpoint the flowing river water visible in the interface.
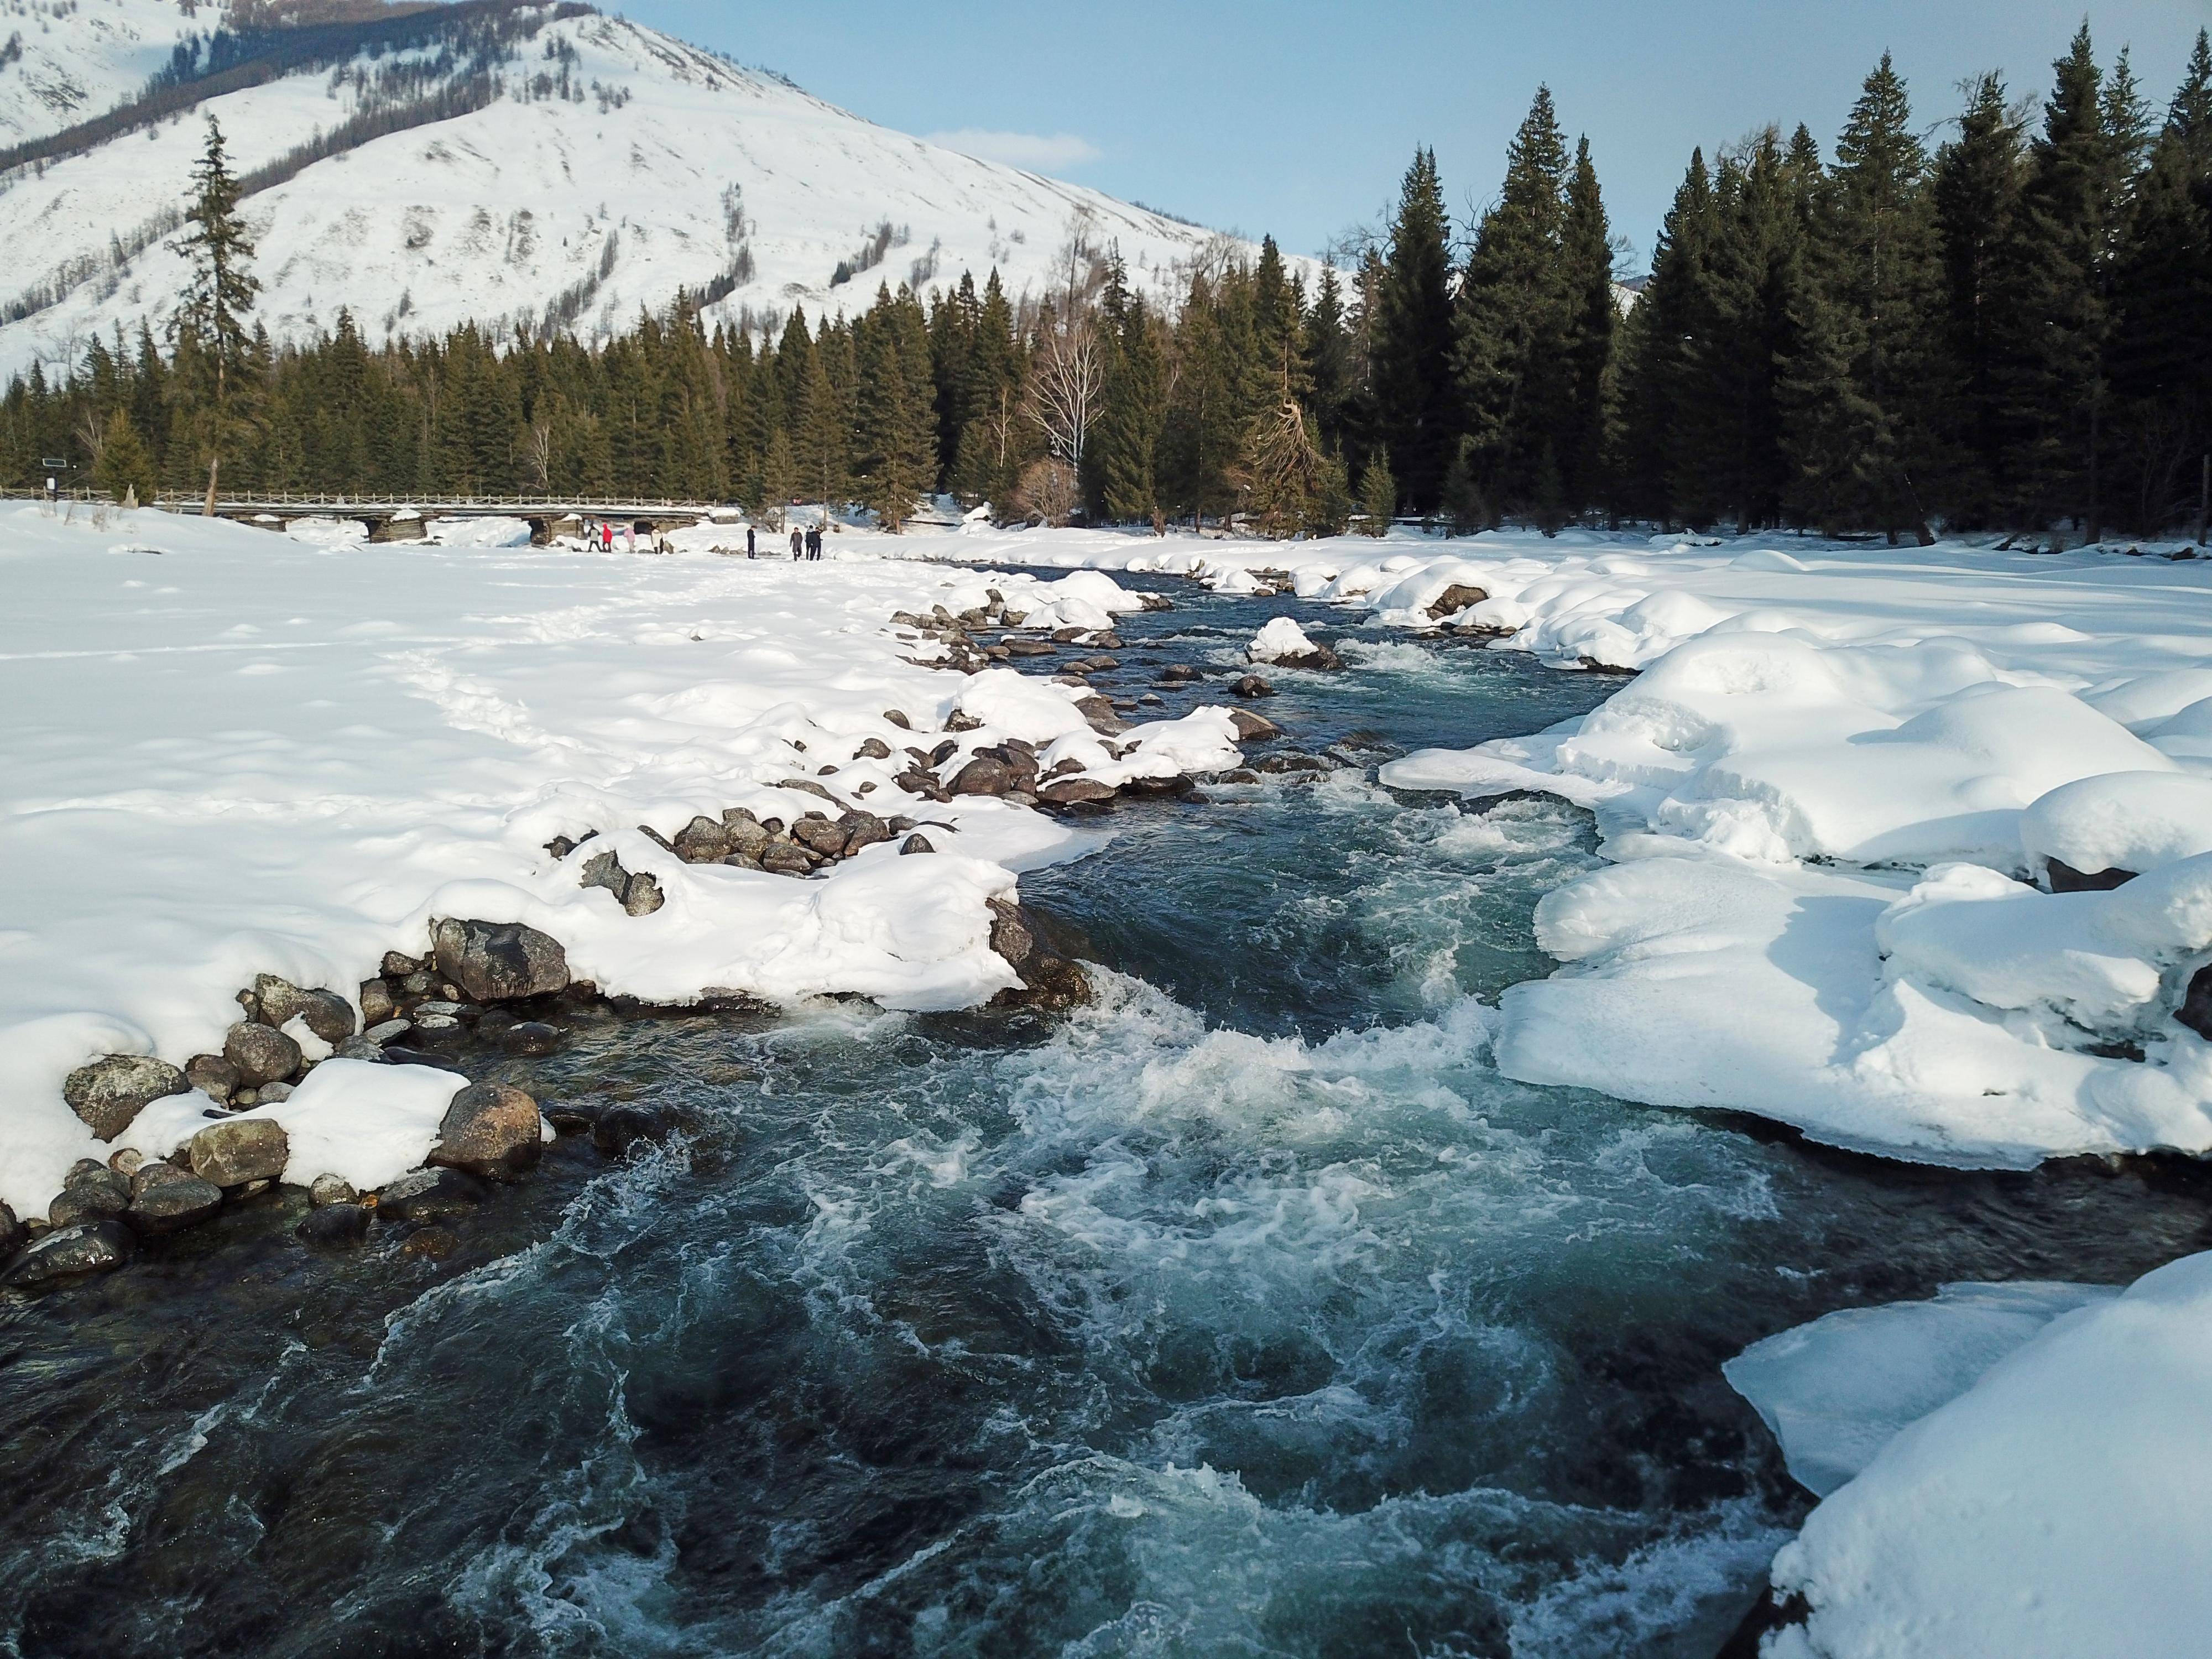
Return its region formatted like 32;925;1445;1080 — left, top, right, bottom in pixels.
3;582;2208;1658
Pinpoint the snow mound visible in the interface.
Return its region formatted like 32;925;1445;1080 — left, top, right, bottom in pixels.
1247;616;1319;664
1764;1251;2212;1659
1724;1281;2117;1498
285;517;368;550
2019;772;2212;882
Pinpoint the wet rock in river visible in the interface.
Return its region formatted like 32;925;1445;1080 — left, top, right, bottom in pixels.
1426;583;1490;620
1228;708;1282;741
297;1203;372;1248
432;919;571;1003
126;1165;223;1236
3;1222;133;1290
591;1105;673;1159
50;1168;130;1228
1039;777;1117;807
430;1081;545;1181
0;1202;20;1261
987;898;1092;1010
502;1021;564;1056
1232;674;1275;698
189;1118;290;1188
63;1055;189;1141
224;1020;302;1087
375;1167;488;1223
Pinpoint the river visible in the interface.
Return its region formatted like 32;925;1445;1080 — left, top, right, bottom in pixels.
2;581;2205;1658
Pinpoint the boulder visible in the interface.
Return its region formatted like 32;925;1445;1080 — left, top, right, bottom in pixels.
1039;777;1117;807
790;816;849;857
839;811;894;853
189;1118;290;1188
951;756;1013;796
430;1081;545;1181
382;951;422;978
62;1055;188;1142
2;1222;133;1290
622;872;665;916
1232;674;1276;698
854;738;893;760
721;811;771;858
432;919;571;1003
298;990;357;1045
1426;582;1490;620
901;834;936;855
251;973;311;1027
126;1166;223;1236
359;980;396;1025
882;709;912;729
672;815;731;863
225;1021;302;1087
297;1203;372;1247
1228;709;1282;742
760;843;814;876
49;1172;129;1229
778;778;840;805
502;1021;564;1056
309;1173;358;1206
374;1167;488;1222
2046;858;2137;894
581;848;630;898
1160;662;1203;684
986;898;1092;1011
186;1052;241;1103
0;1202;20;1261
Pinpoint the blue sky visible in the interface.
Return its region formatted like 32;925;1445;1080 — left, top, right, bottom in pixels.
619;1;2211;272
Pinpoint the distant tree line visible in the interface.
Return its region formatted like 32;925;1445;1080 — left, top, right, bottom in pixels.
6;21;2209;540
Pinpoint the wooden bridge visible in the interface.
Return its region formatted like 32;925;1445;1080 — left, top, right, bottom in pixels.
154;492;738;540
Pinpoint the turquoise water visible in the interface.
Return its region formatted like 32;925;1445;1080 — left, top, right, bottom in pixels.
2;585;2205;1658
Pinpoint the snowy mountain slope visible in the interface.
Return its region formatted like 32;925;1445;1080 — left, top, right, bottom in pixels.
0;2;1261;378
0;0;205;148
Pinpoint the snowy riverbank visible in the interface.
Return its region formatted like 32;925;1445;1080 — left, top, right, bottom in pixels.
0;506;1244;1222
886;520;2212;1169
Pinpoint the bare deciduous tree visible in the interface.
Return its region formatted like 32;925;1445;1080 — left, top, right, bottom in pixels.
522;420;554;491
1013;457;1080;526
1024;312;1102;471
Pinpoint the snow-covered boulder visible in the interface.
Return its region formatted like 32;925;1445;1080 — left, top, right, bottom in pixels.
1246;616;1343;670
2019;772;2212;888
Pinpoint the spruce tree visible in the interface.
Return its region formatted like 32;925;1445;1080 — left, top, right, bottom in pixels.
1455;87;1570;515
1358;453;1396;535
1611;149;1719;524
1302;264;1353;453
1369;149;1458;511
1931;72;2027;526
92;408;156;504
1558;137;1617;512
173;116;259;512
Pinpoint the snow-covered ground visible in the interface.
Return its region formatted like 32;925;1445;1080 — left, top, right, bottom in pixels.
911;523;2212;1168
0;4;1285;377
0;504;1251;1220
1728;1253;2212;1658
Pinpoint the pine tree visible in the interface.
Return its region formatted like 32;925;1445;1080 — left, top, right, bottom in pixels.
172;116;260;512
1931;72;2028;526
1557;137;1617;511
1796;54;1940;538
1302;264;1353;453
1359;452;1396;535
92;408;156;504
1369;149;1458;512
1091;258;1166;524
1612;149;1719;524
1455;87;1571;515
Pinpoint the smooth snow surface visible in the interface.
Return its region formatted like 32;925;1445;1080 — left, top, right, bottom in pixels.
1762;1253;2212;1659
909;525;2212;1165
1722;1281;2118;1498
0;7;1290;378
0;507;1216;1220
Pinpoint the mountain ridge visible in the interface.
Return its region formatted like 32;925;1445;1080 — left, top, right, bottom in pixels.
0;0;1266;378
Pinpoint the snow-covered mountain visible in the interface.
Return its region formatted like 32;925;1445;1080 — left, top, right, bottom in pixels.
0;0;1252;378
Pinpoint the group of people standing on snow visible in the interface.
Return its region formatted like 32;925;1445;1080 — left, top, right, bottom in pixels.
740;523;825;560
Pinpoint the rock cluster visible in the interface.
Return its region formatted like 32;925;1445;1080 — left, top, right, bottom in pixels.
890;587;1154;676
6;927;575;1293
